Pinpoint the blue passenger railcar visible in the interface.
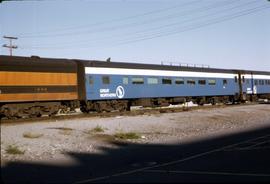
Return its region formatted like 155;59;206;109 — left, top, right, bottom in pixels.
78;60;241;111
241;71;270;100
84;67;239;100
76;60;270;112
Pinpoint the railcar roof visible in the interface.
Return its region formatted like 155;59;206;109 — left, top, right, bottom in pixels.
0;55;77;73
79;59;270;75
79;59;234;73
1;55;269;75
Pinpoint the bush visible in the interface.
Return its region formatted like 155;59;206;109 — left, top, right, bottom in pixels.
23;132;43;139
6;145;25;155
114;132;140;140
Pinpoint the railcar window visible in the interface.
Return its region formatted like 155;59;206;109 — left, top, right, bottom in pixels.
132;77;144;84
102;76;110;84
147;77;158;84
175;78;184;85
123;77;128;85
246;79;250;85
89;76;94;85
187;79;196;85
208;79;216;85
234;76;237;83
162;78;172;84
255;80;258;85
223;79;227;85
242;76;245;83
262;80;264;85
198;80;206;85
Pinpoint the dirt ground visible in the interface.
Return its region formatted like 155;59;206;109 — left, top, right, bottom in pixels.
1;104;270;167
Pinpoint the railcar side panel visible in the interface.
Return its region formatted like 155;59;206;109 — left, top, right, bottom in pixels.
242;73;270;95
0;56;78;103
252;75;270;95
0;71;77;86
84;67;239;100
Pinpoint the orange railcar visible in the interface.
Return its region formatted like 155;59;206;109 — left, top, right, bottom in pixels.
0;55;79;118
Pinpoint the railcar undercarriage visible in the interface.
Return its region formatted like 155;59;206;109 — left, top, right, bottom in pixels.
1;94;269;119
80;95;241;114
0;101;79;119
80;100;130;113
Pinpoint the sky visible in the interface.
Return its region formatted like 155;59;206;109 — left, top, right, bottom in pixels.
0;0;269;71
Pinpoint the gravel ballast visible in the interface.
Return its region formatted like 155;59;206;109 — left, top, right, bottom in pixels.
1;104;270;166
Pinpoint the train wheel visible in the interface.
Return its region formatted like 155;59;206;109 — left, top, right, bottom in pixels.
29;107;42;118
1;106;18;119
80;106;90;113
94;103;102;113
3;108;12;119
197;98;205;106
210;98;216;105
119;102;128;112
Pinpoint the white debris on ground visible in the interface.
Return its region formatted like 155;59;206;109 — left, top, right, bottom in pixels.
1;104;270;166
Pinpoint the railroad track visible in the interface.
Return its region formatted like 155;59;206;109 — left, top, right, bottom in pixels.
0;102;260;125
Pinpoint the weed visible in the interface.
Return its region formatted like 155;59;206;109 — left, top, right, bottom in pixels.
85;125;106;134
6;145;25;155
90;134;115;142
92;125;105;133
59;129;72;135
23;132;43;139
55;127;73;131
114;132;140;140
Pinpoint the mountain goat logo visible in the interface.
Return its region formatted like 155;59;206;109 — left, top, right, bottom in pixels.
116;86;125;99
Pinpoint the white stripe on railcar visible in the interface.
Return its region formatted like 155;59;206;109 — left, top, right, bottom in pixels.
243;74;270;80
85;67;236;79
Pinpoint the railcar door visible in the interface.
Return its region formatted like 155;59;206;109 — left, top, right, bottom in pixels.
245;72;256;95
86;75;95;99
251;72;257;95
244;73;254;95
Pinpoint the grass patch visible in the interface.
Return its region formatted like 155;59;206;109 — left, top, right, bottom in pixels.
23;132;43;139
59;129;72;135
54;127;73;131
90;134;115;142
114;132;141;140
6;145;25;155
49;127;74;135
91;125;105;133
85;125;106;134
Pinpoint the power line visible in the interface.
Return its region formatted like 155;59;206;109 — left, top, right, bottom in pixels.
114;0;263;43
24;0;257;48
24;0;247;40
20;0;251;48
114;5;270;47
22;4;269;50
22;5;269;50
18;0;202;38
20;1;268;50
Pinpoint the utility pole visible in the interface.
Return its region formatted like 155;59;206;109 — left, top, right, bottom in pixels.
3;36;18;56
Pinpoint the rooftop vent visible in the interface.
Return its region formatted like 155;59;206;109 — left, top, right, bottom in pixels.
161;61;210;68
31;55;40;59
